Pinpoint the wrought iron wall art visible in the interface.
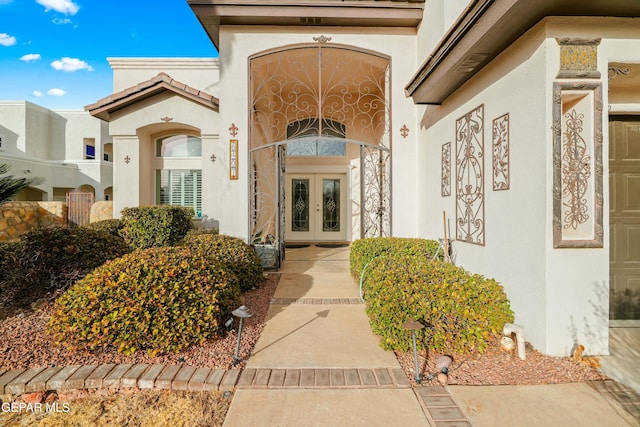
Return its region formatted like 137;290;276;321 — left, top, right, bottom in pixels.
552;81;603;248
441;142;451;197
492;113;510;191
229;139;238;180
455;104;485;246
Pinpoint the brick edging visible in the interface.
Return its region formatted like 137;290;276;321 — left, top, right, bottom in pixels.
0;365;413;395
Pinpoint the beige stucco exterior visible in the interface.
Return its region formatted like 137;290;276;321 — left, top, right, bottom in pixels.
0;101;112;202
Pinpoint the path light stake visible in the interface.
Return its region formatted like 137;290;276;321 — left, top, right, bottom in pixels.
232;305;253;366
403;319;425;384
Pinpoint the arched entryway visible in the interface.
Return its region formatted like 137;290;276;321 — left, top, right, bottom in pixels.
249;42;392;265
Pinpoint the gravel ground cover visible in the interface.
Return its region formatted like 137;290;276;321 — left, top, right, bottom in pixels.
0;274;280;371
1;271;606;386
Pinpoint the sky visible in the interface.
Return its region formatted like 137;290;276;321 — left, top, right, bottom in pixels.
0;0;218;110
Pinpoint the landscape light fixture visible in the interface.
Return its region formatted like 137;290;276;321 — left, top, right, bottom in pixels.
402;319;425;384
232;305;253;366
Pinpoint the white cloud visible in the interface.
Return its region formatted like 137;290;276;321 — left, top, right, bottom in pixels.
47;88;66;96
51;57;93;72
36;0;79;15
32;90;43;97
20;53;41;62
0;33;17;46
52;17;72;25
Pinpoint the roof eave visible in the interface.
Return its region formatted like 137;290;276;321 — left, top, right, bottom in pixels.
85;79;219;122
188;1;425;52
405;0;640;105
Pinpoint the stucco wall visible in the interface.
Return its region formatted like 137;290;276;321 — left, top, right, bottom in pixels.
416;17;640;356
418;21;551;352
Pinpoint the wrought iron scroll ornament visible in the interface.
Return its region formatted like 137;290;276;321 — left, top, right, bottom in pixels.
561;109;590;230
455;104;485;246
492;113;510;191
229;123;238;137
608;66;630;80
313;35;332;43
552;81;603;248
124;155;131;164
441;142;451;197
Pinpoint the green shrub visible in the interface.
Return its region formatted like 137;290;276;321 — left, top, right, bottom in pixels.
181;234;263;291
182;227;219;240
0;240;27;318
19;225;132;296
82;218;125;240
120;206;194;249
362;256;514;354
350;237;442;280
48;246;241;356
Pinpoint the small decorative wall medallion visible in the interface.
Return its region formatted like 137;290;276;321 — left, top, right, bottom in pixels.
230;139;239;180
210;154;217;163
160;116;173;122
400;124;409;138
124;155;131;164
229;123;238;137
313;35;331;43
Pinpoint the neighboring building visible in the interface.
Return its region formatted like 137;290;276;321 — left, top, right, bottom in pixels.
84;0;640;356
0;100;113;202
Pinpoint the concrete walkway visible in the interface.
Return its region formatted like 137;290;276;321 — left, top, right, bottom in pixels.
224;245;640;427
223;246;439;426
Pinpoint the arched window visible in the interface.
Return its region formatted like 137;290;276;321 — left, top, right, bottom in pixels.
156;134;202;157
155;134;202;217
286;118;346;156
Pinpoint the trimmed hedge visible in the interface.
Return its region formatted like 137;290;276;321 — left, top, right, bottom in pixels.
48;246;241;356
350;237;442;280
181;234;263;291
82;218;125;240
19;225;132;295
120;206;194;249
361;255;514;354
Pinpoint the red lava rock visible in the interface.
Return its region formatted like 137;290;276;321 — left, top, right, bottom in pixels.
44;392;58;403
22;392;45;404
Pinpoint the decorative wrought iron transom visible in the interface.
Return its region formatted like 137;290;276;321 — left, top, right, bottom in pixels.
249;44;392;248
456;104;485;245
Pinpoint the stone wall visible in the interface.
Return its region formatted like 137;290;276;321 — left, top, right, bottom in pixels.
0;201;67;241
90;201;113;223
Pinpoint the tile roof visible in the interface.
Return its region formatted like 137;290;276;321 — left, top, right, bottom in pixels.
85;72;219;120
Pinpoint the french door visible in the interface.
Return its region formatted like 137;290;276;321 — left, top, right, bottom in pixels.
286;174;347;241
